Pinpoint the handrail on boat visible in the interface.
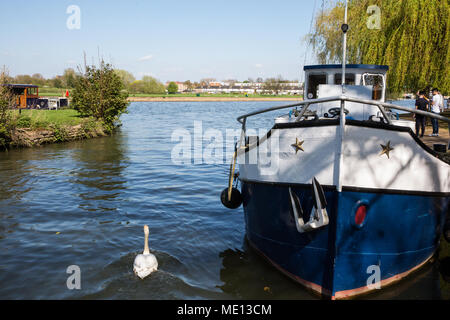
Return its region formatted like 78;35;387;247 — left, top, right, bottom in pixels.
237;95;450;125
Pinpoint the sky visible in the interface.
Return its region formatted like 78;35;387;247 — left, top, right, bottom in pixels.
0;0;323;82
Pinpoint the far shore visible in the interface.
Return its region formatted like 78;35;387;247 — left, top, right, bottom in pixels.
127;96;301;102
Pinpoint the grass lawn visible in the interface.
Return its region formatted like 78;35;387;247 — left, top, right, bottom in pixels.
12;108;86;128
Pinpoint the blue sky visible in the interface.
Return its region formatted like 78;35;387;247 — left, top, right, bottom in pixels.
1;0;321;82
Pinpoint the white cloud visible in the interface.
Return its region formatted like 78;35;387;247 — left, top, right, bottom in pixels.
255;64;263;68
138;54;153;62
66;60;77;65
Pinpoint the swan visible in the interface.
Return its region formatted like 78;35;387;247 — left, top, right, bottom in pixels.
133;225;158;279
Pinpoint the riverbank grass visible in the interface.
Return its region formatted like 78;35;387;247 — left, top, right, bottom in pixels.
7;108;109;148
12;109;85;129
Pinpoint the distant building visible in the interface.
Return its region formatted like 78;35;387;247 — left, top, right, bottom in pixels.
188;80;304;95
165;81;188;93
208;82;223;88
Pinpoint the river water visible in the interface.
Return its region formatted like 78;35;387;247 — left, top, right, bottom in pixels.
0;101;448;300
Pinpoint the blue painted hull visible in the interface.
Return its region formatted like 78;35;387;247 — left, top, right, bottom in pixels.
241;181;449;298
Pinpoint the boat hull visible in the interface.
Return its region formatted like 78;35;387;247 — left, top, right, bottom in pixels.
241;180;448;299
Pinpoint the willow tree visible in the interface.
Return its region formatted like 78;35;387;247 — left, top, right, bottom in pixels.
309;0;449;95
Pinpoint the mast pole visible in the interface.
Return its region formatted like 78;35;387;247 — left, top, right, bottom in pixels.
341;0;349;87
337;0;349;193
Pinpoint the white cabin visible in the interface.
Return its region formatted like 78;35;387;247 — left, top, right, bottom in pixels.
304;64;388;121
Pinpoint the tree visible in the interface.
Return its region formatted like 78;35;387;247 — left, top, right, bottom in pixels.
200;78;216;85
143;76;165;94
71;61;129;130
62;68;77;88
114;69;135;89
129;80;144;93
263;76;284;95
0;68;14;149
14;74;33;84
128;76;166;94
183;80;194;91
308;0;449;95
167;81;178;94
51;76;64;88
31;73;45;86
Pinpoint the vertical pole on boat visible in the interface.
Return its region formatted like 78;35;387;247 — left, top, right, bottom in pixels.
337;0;349;193
341;0;348;88
239;118;247;147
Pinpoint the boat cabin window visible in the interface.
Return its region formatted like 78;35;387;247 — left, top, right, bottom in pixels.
363;73;384;100
334;73;355;85
12;87;25;95
27;87;37;95
307;74;327;99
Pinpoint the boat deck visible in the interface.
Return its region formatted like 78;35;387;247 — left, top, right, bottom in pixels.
399;110;450;156
420;127;449;147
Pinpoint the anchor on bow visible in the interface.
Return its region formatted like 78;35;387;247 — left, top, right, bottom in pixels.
288;177;329;233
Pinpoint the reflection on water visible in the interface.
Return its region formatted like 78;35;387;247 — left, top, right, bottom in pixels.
0;101;448;299
218;237;448;300
218;238;316;300
69;135;129;212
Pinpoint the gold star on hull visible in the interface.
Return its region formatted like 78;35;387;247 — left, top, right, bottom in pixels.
380;141;394;159
291;138;305;154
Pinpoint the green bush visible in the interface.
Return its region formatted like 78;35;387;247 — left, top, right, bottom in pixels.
80;118;99;137
0;69;14;149
167;81;178;94
16;116;32;128
0;124;11;149
71;61;129;130
50;124;68;142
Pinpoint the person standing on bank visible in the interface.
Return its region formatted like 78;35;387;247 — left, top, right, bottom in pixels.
415;90;428;138
430;88;441;136
437;89;445;112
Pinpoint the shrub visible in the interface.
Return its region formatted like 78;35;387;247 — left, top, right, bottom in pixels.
71;61;129;131
0;125;10;149
0;68;14;149
80;118;100;138
50;124;69;142
16;116;32;128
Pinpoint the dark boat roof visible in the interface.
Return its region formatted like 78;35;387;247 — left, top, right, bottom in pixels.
1;84;39;88
304;64;389;71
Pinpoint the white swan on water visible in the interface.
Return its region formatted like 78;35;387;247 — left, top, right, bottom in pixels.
133;225;158;279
